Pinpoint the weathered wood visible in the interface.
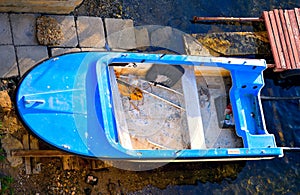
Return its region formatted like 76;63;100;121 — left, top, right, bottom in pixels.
263;11;282;70
22;134;32;174
270;10;287;69
274;9;291;69
289;9;300;68
62;156;82;170
29;136;41;174
263;8;300;71
90;160;112;170
286;10;300;68
279;9;295;69
295;8;300;30
12;149;73;157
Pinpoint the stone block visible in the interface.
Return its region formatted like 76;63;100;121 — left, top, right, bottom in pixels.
10;14;39;46
16;46;48;76
49;15;78;47
51;48;81;57
76;16;105;48
134;27;150;49
105;18;136;50
0;45;18;77
149;26;185;54
0;13;12;45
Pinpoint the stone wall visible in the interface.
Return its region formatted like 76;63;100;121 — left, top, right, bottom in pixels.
0;0;83;14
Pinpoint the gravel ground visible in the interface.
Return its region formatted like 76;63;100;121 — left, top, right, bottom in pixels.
74;0;123;18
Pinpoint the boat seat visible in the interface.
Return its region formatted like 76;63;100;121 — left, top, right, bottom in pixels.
182;66;207;149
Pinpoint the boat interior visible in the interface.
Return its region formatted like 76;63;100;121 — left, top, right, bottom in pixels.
109;62;243;150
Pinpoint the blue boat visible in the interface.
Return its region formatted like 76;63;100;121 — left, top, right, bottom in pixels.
16;52;284;161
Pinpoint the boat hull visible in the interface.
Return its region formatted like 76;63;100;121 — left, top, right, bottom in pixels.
16;52;284;161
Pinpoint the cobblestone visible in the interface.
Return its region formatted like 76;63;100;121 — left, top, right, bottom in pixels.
105;18;136;50
10;14;39;46
76;16;105;48
0;13;12;45
0;45;17;77
16;46;48;76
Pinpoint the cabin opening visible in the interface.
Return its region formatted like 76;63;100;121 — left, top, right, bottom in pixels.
109;62;243;150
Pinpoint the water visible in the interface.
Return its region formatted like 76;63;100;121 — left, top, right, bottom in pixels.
122;0;300;194
123;0;299;34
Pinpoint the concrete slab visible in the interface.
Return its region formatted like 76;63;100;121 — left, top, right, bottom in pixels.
76;16;105;48
105;18;136;50
10;14;39;46
51;48;81;57
49;15;78;47
0;13;12;45
16;46;48;76
0;45;18;77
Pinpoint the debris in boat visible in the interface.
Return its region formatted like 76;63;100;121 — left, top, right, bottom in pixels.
145;64;185;87
117;78;184;111
222;103;235;128
117;79;144;101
